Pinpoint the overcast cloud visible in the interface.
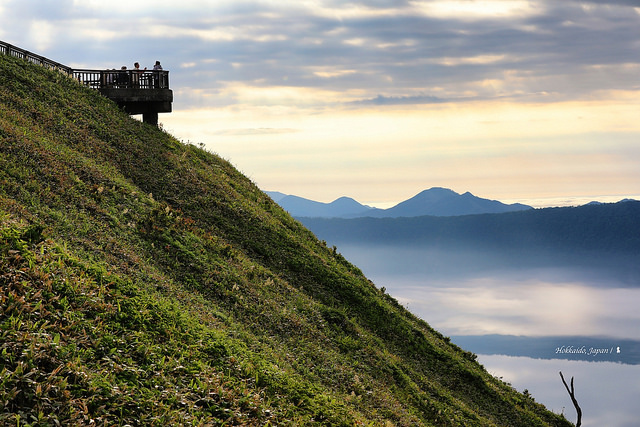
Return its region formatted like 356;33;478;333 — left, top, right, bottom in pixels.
3;0;639;109
2;0;639;206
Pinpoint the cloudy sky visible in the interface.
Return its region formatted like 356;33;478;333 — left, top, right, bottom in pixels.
2;0;639;207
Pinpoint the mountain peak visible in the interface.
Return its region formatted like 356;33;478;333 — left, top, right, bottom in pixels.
419;186;458;195
379;188;531;218
269;188;532;218
332;196;359;203
268;192;376;218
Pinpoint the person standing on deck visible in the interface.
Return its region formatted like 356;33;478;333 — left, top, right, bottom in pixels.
118;65;128;87
152;60;163;88
132;62;146;87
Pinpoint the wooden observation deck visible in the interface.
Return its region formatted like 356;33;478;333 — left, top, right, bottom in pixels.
1;40;173;126
73;69;173;126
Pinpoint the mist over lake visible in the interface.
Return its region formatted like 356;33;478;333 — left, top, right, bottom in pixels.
478;355;640;427
332;243;640;426
389;268;640;339
336;244;640;339
294;202;640;424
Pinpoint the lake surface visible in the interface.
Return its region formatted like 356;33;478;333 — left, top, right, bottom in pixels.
477;355;640;427
336;244;640;426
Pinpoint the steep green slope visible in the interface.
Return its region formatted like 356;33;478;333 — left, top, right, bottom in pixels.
0;52;572;426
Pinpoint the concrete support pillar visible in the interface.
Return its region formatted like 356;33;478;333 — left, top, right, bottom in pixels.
143;112;159;126
98;88;172;127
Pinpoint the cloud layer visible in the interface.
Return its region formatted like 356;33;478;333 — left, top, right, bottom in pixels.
2;0;639;205
3;0;639;110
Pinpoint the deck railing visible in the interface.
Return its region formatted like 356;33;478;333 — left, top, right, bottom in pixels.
0;40;73;74
1;40;170;91
72;69;170;90
1;40;172;124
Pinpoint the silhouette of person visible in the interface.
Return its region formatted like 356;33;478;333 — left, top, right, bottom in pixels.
152;60;163;88
118;65;128;87
132;62;146;87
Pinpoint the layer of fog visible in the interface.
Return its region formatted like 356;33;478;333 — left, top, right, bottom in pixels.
338;244;640;339
335;243;640;425
479;355;640;427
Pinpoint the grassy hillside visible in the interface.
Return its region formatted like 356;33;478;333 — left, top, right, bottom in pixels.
0;52;572;426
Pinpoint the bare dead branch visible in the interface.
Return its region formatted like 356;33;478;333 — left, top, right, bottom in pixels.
559;371;582;427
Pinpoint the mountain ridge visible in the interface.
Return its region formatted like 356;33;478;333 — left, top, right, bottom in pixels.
0;50;570;425
267;187;532;218
298;201;640;282
271;194;378;218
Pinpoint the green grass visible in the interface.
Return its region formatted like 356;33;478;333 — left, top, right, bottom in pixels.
0;52;573;426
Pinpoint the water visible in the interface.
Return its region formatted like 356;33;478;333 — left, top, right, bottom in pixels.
336;244;640;426
477;356;640;427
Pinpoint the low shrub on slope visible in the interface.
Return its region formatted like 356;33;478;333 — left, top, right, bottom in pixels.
0;52;572;426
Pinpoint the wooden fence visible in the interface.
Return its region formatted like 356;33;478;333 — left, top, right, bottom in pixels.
1;40;170;90
0;40;72;74
72;69;170;90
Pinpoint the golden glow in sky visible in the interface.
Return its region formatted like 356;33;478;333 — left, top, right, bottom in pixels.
2;0;639;207
163;94;640;206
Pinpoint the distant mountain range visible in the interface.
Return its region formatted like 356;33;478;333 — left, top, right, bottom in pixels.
298;200;640;282
299;200;640;251
266;192;377;218
266;187;532;218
